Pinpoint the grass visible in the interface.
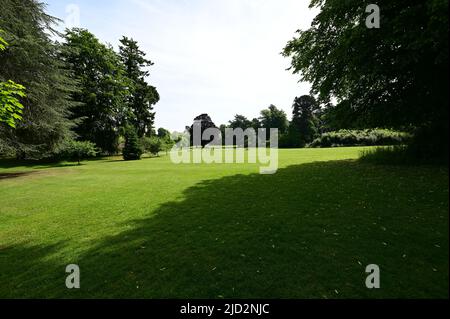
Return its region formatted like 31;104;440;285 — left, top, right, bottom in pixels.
0;147;448;298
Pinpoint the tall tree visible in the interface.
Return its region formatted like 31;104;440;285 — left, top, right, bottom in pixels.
0;0;76;159
62;29;128;155
259;105;289;135
283;0;448;158
288;95;319;147
119;37;159;138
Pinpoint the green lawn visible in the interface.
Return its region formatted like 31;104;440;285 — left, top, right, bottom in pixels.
0;147;448;298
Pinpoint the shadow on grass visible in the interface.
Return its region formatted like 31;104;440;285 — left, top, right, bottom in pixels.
0;171;39;180
360;146;449;167
0;159;82;170
1;160;448;298
0;243;69;298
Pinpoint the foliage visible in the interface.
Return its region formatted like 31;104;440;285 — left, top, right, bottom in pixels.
123;126;142;160
0;34;7;51
62;28;128;155
309;129;411;148
283;0;449;158
0;80;25;128
60;140;97;165
226;114;259;147
228;114;252;130
0;0;76;159
119;37;159;137
157;128;171;139
0;34;26;128
285;95;320;148
259;105;289;135
141;136;164;156
188;114;219;148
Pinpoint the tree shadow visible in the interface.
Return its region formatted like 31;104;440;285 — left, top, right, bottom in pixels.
0;159;82;171
0;172;38;180
0;242;69;298
2;160;448;298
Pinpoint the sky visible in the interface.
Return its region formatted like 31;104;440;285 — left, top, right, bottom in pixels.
45;0;318;132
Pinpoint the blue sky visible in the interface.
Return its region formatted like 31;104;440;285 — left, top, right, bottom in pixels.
44;0;317;132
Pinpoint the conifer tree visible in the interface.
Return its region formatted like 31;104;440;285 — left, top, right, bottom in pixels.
119;37;159;137
123;126;142;161
0;0;77;159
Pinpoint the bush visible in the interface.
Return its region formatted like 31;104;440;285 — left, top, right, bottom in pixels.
309;129;411;148
61;140;97;164
123;127;142;161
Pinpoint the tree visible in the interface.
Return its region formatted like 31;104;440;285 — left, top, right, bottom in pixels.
63;140;97;165
287;95;319;147
188;114;219;148
259;105;289;135
0;0;77;159
250;118;261;131
62;28;128;155
283;0;448;159
228;114;252;130
157;128;171;139
227;114;257;147
318;101;362;132
119;37;159;137
149;137;162;156
123;126;142;161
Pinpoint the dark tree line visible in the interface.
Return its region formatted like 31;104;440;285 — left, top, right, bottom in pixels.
283;0;448;160
0;0;160;159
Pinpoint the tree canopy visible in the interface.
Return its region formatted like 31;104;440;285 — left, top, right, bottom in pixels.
0;0;76;159
283;0;448;157
62;28;128;155
259;105;289;135
119;37;159;138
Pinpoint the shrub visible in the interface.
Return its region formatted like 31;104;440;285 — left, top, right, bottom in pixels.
309;129;411;148
123;127;142;161
62;140;97;164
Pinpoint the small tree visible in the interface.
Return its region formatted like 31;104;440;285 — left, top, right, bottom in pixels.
161;136;175;155
123;126;142;160
64;140;97;165
141;136;164;156
148;136;162;156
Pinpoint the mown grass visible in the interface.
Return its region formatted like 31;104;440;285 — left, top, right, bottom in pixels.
0;147;448;298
